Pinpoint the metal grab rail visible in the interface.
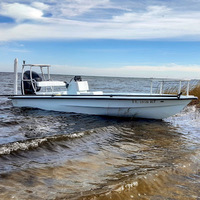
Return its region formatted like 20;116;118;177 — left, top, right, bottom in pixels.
21;79;38;95
20;61;54;94
149;78;191;96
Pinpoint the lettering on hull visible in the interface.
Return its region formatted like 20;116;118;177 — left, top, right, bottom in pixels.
132;100;156;104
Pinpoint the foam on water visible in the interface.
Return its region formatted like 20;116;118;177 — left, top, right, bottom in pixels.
0;131;87;155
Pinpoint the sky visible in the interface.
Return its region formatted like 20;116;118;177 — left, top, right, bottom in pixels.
1;0;200;78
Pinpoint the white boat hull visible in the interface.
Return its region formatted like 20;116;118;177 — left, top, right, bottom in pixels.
10;95;194;119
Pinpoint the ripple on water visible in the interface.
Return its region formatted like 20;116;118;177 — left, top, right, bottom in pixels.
0;73;200;200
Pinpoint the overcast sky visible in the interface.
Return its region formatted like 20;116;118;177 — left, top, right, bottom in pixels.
1;0;200;78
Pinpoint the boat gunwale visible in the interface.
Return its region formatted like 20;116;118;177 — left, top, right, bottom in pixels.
9;94;197;101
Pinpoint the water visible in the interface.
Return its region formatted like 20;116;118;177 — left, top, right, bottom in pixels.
0;72;200;200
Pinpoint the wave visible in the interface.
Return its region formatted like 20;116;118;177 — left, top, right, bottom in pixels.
109;152;200;200
75;151;200;200
0;131;86;155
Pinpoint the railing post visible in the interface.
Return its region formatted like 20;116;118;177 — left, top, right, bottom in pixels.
160;81;163;94
150;79;153;95
14;58;18;95
186;81;190;96
178;81;182;94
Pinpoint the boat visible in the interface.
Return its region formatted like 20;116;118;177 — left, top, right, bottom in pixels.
9;59;197;120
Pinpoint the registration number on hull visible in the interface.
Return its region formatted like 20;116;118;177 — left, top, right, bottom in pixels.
132;100;156;104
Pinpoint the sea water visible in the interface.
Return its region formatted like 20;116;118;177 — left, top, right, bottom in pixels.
0;72;200;200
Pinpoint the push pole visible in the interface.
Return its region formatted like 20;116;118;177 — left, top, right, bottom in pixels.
14;58;18;95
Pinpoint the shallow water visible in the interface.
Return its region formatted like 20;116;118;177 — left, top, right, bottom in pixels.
0;72;200;200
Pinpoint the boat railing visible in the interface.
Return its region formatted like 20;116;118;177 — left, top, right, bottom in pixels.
20;61;60;94
13;59;197;96
21;79;38;95
149;78;192;96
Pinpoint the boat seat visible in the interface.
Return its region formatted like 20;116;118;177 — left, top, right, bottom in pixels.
77;81;89;92
37;81;66;87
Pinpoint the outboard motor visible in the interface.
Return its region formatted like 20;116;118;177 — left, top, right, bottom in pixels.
74;76;82;81
22;71;42;95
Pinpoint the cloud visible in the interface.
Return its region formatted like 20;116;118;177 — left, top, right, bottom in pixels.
0;3;43;22
112;6;172;22
31;2;49;11
0;42;30;53
0;2;200;41
110;5;200;39
55;0;110;17
1;57;199;78
51;64;200;79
